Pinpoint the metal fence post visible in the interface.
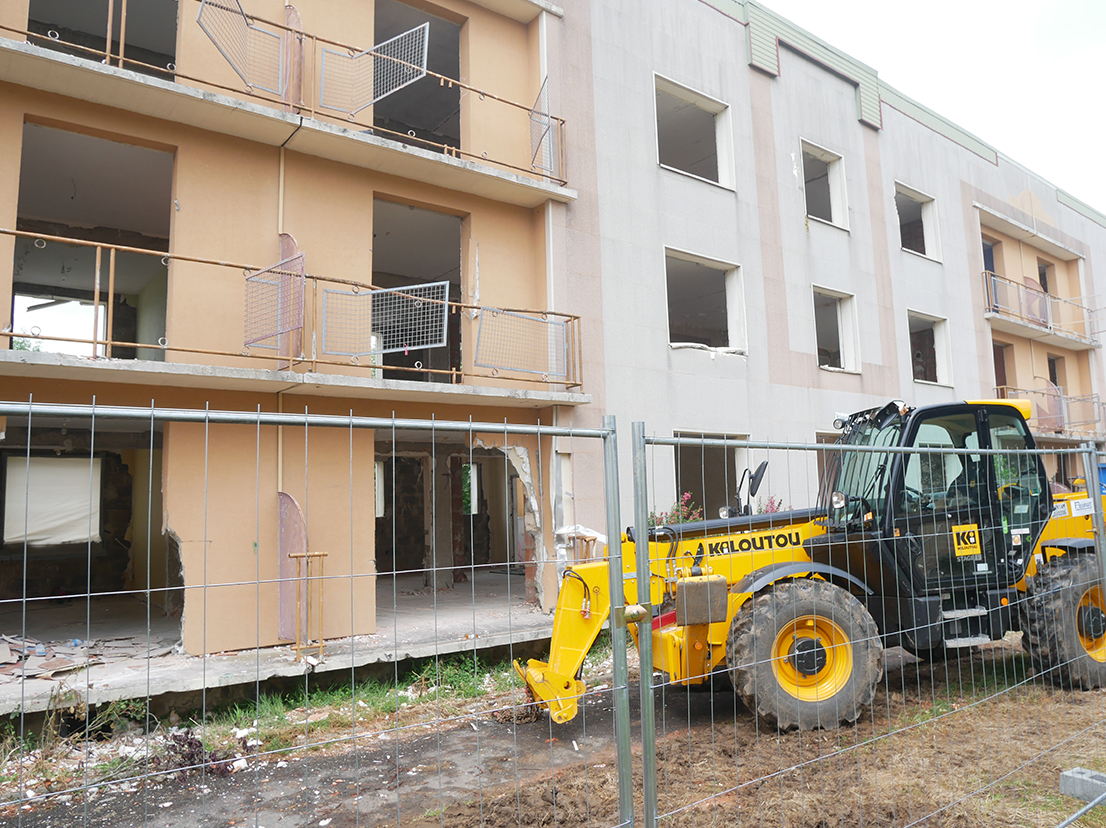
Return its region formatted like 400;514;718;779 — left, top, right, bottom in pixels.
1083;442;1106;599
603;415;634;827
632;421;657;828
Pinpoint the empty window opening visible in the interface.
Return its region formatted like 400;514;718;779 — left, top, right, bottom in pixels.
1048;354;1066;390
814;291;841;368
993;341;1010;392
895;183;939;258
0;419;172;617
12;124;172;360
981;236;1002;275
1037;260;1052;294
673;434;749;520
801;141;845;226
374;0;461;153
665;254;742;350
27;0;178;78
654;78;728;183
372;198;462;383
909;313;947;384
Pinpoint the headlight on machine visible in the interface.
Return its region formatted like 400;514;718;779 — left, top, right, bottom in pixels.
830;490;848;510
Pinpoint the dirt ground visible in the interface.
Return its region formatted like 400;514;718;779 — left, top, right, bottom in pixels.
6;648;1106;828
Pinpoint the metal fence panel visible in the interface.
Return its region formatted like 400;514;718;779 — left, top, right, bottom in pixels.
321;281;449;358
244;252;305;347
197;0;284;95
475;308;568;379
0;399;630;828
319;22;429;117
627;424;1106;828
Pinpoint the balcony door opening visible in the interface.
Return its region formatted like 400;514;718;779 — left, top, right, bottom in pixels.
373;0;461;154
27;0;178;78
11;123;172;361
372;198;461;383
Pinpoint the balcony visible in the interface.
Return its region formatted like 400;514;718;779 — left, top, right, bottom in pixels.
998;385;1102;438
0;0;570;206
1;228;583;405
982;271;1099;350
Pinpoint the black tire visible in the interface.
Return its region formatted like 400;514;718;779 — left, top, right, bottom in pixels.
725;580;883;731
1020;555;1106;689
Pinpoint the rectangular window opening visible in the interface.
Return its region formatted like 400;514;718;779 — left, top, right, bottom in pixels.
801;141;845;226
895;183;940;259
12;123;172;360
27;0;178;79
655;78;726;184
673;434;749;520
909;313;947;384
666;254;740;350
814;291;842;368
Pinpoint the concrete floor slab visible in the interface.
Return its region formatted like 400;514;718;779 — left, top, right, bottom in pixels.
0;570;551;715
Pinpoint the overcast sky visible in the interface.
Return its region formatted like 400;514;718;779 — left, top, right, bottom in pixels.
760;0;1106;213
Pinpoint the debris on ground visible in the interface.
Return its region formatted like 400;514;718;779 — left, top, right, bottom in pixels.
0;635;179;684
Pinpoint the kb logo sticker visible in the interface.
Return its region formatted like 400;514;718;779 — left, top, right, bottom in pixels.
953;523;981;557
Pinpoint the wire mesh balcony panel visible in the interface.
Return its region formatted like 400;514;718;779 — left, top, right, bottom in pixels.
530;77;556;176
475;309;568;379
318;23;429;117
322;281;449;358
244;253;305;347
197;0;284;95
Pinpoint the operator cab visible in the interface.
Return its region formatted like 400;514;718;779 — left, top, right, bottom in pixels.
823;400;1051;594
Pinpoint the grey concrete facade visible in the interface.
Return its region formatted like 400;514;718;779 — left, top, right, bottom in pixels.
581;0;1106;513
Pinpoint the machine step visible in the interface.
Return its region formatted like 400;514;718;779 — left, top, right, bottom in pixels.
943;635;991;648
940;607;988;621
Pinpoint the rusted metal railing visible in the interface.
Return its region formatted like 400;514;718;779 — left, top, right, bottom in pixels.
0;0;568;185
1;228;582;389
997;384;1102;436
983;270;1099;345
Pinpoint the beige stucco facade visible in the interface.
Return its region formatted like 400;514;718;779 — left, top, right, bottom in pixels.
0;0;596;656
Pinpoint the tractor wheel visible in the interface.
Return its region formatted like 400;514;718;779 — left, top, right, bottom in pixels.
726;580;883;731
1020;555;1106;689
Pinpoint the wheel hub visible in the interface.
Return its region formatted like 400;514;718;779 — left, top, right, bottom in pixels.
1078;605;1106;641
789;637;828;676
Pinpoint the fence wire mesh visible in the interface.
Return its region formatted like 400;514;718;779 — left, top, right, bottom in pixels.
321;281;449;359
196;0;284;95
475;308;568;379
243;252;305;348
319;22;430;117
632;420;1106;828
2;398;1105;828
0;400;632;828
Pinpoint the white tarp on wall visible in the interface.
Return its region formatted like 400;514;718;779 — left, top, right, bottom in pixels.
3;457;102;546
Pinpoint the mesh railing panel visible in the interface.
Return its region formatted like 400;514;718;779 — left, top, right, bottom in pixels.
319;22;429;117
322;281;449;358
244;253;305;347
530;76;555;175
475;308;568;378
197;0;284;95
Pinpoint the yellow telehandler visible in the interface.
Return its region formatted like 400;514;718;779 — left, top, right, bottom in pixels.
516;399;1106;730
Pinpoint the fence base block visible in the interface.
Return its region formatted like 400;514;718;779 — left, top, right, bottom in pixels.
1061;768;1106;803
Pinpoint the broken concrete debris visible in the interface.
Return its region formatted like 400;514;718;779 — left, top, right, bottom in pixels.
0;634;178;683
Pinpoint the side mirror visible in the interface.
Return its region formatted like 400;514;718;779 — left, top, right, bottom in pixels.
748;461;768;498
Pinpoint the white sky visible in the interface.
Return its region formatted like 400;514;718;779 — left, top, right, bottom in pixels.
760;0;1106;212
12;295;103;356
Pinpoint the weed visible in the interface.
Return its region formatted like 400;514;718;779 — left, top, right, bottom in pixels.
153;729;234;779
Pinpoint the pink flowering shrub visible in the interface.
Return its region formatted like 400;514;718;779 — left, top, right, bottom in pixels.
648;491;704;526
757;494;787;514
